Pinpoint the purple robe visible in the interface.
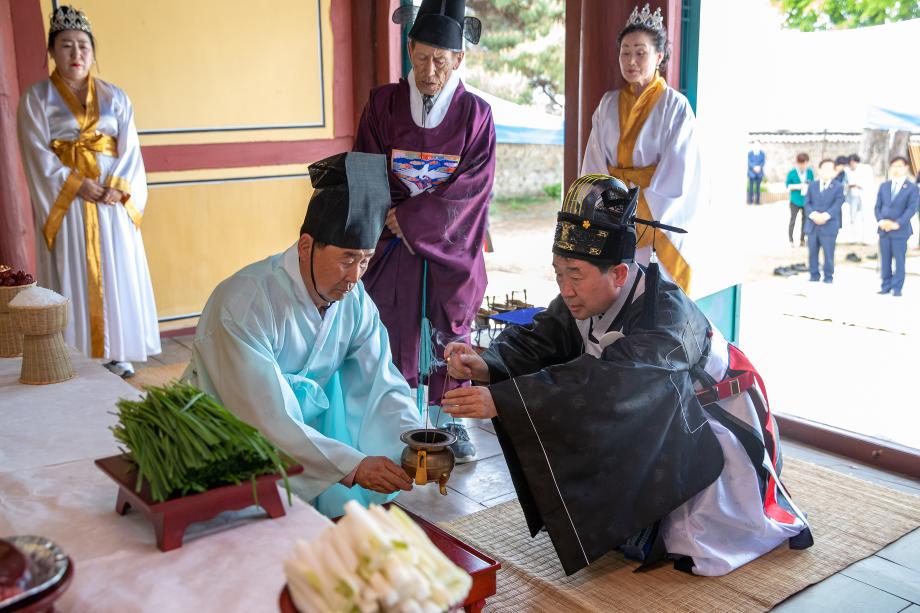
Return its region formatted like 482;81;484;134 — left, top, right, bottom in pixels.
354;78;496;403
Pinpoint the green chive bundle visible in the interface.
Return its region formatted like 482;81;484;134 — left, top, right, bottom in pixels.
112;382;294;503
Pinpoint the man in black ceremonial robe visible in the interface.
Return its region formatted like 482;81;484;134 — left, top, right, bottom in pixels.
442;174;811;577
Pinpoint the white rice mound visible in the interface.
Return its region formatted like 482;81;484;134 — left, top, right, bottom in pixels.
9;286;67;308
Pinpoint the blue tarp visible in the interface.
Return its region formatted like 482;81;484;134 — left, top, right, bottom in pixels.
489;307;546;326
495;124;564;145
866;104;920;132
465;84;564;145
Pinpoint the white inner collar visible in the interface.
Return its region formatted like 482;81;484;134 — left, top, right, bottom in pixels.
576;264;645;355
408;68;461;129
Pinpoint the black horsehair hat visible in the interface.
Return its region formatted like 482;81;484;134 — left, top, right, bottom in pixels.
300;152;390;250
554;174;687;265
392;0;482;53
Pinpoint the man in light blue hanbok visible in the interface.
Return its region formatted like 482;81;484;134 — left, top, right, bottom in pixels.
186;152;422;517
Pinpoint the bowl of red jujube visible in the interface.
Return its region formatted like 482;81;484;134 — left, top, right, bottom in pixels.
1;265;37;357
0;266;35;287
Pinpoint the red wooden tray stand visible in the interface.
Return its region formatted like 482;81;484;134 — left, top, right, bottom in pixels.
279;503;500;613
94;454;303;552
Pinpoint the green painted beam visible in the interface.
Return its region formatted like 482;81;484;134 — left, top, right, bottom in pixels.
678;0;701;113
401;0;413;77
695;285;742;344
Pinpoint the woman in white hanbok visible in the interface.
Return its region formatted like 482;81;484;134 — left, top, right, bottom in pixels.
18;5;160;376
580;5;703;296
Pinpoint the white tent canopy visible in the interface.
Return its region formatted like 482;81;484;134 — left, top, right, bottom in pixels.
740;17;920;131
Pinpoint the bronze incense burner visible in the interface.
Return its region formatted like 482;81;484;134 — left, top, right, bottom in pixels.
400;429;457;495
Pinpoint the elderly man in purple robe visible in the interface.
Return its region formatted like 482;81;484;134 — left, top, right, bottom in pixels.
354;0;496;462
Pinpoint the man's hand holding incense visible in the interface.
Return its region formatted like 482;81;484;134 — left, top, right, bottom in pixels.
442;386;497;420
444;342;489;383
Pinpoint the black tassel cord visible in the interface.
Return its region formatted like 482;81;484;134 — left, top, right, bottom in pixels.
641;228;659;329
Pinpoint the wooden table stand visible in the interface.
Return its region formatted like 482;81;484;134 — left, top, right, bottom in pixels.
95;454;303;552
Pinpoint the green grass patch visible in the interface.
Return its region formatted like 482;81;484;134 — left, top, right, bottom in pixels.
491;194;557;216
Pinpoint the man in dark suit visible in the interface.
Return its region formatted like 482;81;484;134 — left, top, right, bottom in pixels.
804;159;845;283
875;156;919;296
747;143;766;205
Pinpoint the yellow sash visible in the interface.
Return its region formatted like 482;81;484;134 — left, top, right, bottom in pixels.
50;132;118;179
608;76;692;294
45;70;131;358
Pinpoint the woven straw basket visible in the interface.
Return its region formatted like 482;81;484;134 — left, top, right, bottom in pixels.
9;299;75;385
0;282;35;357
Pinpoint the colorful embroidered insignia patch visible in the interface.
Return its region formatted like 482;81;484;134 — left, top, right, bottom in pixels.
391;149;461;196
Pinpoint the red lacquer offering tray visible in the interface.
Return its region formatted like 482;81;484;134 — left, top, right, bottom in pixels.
94;454;303;552
278;503;500;613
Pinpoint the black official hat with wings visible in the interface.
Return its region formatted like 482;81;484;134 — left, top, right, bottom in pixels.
392;0;482;53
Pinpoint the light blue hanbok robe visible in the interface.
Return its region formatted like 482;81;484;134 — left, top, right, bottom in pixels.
186;244;422;517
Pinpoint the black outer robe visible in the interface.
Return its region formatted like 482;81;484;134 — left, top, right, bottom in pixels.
482;277;725;575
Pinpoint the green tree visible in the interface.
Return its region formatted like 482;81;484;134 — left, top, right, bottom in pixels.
776;0;920;31
465;0;564;110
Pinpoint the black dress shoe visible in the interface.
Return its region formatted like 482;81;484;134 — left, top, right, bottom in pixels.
774;266;794;277
878;289;891;295
792;263;808;272
845;252;862;263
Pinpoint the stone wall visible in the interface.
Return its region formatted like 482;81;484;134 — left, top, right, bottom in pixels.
749;133;863;184
492;133;916;199
496;138;864;199
493;143;563;198
751;131;919;185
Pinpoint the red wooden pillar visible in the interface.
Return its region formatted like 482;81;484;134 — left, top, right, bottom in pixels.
563;0;683;189
0;0;45;273
350;0;402;133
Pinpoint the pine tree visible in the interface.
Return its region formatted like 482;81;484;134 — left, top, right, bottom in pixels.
465;0;564;111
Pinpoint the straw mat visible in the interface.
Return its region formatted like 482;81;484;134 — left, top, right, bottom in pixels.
441;458;920;612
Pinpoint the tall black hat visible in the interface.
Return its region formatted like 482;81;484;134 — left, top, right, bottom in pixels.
553;175;640;264
300;152;390;250
392;0;482;52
